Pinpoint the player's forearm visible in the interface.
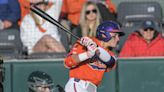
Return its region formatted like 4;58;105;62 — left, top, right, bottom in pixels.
64;51;92;68
71;51;91;63
72;54;81;63
97;47;116;68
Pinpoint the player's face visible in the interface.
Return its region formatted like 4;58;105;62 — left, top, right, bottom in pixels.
36;86;51;92
103;33;120;48
85;4;97;21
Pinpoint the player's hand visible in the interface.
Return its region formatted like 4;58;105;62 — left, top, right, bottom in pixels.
80;37;93;47
86;42;98;58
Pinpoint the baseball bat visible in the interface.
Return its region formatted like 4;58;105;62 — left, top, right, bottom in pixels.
30;5;80;39
30;5;100;62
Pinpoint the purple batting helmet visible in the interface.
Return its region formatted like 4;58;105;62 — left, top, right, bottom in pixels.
96;21;125;42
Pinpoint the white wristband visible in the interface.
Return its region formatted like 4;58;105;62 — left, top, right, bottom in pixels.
78;52;90;62
98;47;111;62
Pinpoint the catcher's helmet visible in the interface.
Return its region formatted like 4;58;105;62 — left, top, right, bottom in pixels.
27;71;54;92
96;21;125;42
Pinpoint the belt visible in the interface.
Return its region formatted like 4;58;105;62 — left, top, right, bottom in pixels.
74;78;80;82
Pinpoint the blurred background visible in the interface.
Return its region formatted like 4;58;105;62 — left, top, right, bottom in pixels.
0;0;164;92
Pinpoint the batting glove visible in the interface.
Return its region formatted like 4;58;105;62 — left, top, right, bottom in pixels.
86;41;98;58
80;37;93;47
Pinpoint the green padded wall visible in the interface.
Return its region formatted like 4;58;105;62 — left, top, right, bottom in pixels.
3;63;12;92
4;59;117;92
4;58;164;92
98;70;116;92
118;58;164;92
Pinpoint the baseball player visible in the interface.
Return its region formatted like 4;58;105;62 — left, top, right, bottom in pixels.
28;71;65;92
64;21;125;92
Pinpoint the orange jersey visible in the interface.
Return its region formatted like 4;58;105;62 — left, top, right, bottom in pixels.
105;0;116;13
18;0;30;25
61;0;86;25
64;38;116;86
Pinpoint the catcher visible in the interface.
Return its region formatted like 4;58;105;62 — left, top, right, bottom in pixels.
64;21;125;92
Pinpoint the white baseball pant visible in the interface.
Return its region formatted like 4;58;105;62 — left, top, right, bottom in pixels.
65;78;97;92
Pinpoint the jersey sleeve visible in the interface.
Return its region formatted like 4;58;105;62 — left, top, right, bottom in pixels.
64;42;85;68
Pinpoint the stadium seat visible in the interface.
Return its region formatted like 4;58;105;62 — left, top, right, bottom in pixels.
0;28;23;59
116;1;163;53
117;1;162;24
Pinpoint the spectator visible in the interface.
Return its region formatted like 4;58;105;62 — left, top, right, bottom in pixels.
0;0;20;30
60;0;86;30
20;0;66;54
19;0;62;24
88;0;116;13
119;20;164;57
71;1;102;45
60;0;116;45
18;0;31;25
60;0;116;29
60;0;86;46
